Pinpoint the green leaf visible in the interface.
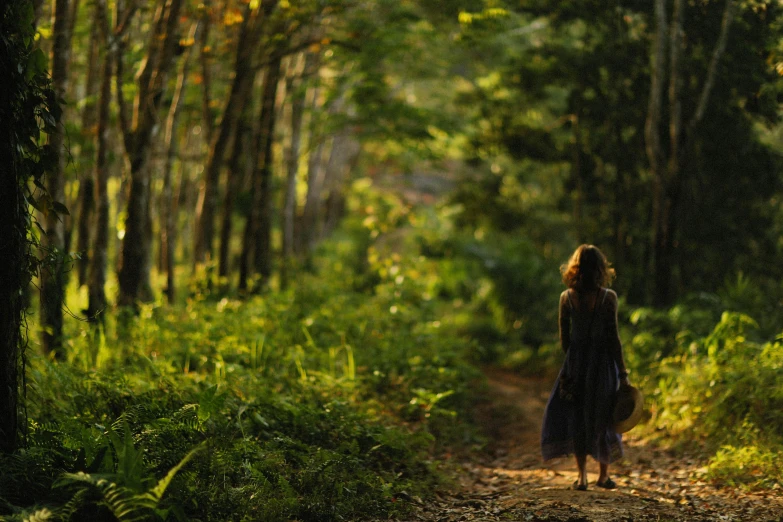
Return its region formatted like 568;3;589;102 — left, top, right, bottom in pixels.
25;48;48;81
52;200;70;216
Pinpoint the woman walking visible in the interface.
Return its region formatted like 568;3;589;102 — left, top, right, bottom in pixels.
541;244;630;490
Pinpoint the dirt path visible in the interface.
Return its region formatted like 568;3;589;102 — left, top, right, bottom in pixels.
408;368;783;522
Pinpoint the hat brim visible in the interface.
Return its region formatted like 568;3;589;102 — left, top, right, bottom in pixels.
613;385;644;434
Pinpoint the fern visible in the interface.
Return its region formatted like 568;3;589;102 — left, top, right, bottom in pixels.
22;507;55;522
54;437;204;521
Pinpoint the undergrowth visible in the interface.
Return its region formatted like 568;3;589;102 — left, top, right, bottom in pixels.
0;181;481;521
625;275;783;490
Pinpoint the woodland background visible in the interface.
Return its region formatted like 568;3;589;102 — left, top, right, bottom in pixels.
1;0;783;520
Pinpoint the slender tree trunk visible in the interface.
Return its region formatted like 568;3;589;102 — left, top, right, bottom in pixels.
570;114;584;243
218;115;250;280
117;0;183;307
645;0;667;304
41;0;72;359
87;2;112;322
301;135;327;255
280;52;309;289
193;4;267;268
160;23;198;304
300;83;351;253
645;0;735;306
239;57;282;292
199;0;214;144
75;12;101;286
321;132;361;239
253;57;282;289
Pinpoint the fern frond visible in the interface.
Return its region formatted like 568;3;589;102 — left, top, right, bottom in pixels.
21;507;54;522
140;443;205;508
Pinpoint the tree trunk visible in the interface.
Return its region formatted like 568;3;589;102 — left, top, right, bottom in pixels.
280;52;309;289
75;11;101;286
301;134;327;255
0;137;24;451
253;57;283;289
570;114;584;243
199;0;214;144
300;84;350;253
0;75;24;454
117;0;183;307
87;2;113;323
239;57;282;292
160;22;198;304
321;132;361;239
193;4;268;268
218;115;251;280
645;0;735;306
41;0;72;359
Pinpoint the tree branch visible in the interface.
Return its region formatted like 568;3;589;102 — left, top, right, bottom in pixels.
690;0;735;129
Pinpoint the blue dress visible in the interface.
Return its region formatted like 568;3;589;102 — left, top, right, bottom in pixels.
541;288;623;464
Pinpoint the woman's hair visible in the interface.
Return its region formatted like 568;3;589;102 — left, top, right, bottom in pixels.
560;244;615;291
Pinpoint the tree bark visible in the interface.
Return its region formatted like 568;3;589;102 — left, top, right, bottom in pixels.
301;85;352;253
87;0;115;323
117;0;183;307
280;52;309;289
300;131;327;255
321;132;361;239
239;57;282;292
645;0;736;306
75;9;101;286
160;22;198;304
218;113;251;280
193;3;269;268
0;43;25;454
199;0;214;144
0;136;24;452
41;0;72;359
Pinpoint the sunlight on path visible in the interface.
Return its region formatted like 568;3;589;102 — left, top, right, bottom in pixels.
406;368;783;522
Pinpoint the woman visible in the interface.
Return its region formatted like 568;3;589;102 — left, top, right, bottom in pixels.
541;244;630;490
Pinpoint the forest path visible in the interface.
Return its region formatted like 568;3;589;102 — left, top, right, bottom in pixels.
408;367;783;522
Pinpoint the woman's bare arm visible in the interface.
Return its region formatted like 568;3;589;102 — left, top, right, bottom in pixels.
606;290;629;380
559;291;571;353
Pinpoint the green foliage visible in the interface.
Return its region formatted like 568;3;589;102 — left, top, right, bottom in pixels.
630;304;783;490
4;184;483;520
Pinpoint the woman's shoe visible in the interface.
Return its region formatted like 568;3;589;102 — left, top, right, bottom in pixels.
572;480;588;491
596;477;617;489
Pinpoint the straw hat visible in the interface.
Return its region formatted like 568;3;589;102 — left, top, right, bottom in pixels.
613;383;644;433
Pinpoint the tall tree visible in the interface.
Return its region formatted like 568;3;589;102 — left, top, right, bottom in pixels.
193;1;275;269
1;0;57;452
40;0;73;359
645;0;735;305
217;107;252;280
87;0;130;321
161;20;200;303
116;0;183;306
280;51;309;288
74;7;101;287
239;55;282;292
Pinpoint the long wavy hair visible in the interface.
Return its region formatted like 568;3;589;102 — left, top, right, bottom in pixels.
560;244;615;292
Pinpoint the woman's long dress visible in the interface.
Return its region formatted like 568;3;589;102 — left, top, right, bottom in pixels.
541;288;623;464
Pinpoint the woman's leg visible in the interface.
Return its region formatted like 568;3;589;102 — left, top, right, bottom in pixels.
576;453;588;487
598;462;608;483
597;462;616;488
